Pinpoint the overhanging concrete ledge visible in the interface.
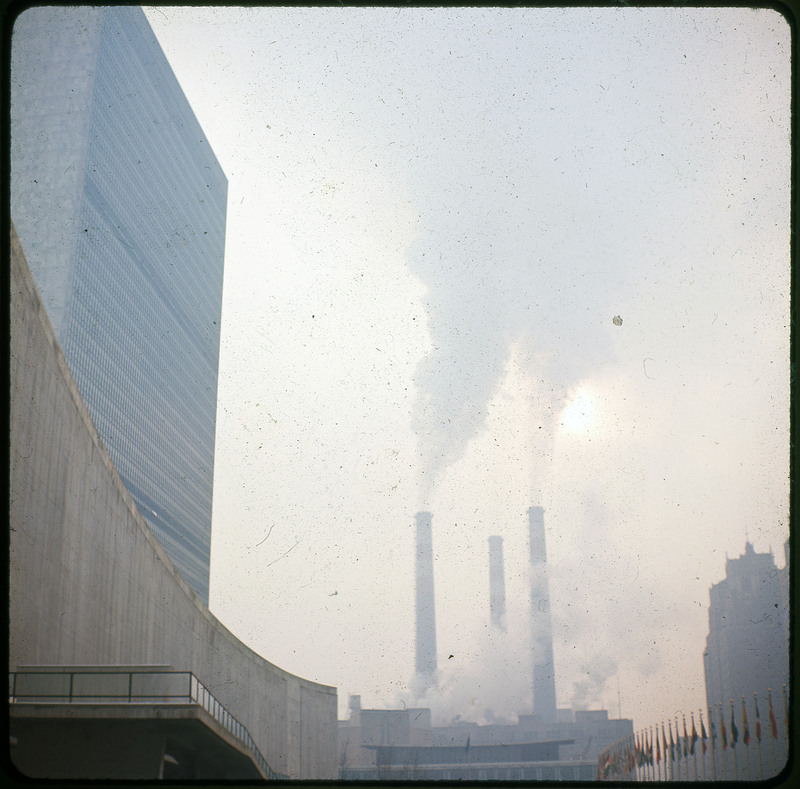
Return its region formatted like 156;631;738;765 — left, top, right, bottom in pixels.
10;701;285;780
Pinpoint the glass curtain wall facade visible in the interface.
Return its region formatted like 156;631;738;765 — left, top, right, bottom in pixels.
11;6;227;604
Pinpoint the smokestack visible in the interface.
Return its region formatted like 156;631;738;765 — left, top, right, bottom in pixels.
488;536;506;630
529;506;557;722
415;511;437;686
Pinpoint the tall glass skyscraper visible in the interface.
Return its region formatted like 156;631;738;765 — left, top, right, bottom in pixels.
11;6;227;605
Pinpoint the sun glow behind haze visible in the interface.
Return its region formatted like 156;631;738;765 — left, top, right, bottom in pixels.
559;387;597;435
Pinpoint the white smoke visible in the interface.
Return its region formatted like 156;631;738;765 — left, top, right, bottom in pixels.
570;655;619;711
406;596;532;725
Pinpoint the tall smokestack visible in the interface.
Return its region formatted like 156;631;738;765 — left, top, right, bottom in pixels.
488;536;506;630
529;506;557;722
415;511;437;687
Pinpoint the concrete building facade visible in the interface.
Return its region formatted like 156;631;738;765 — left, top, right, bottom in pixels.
9;228;337;778
11;5;226;604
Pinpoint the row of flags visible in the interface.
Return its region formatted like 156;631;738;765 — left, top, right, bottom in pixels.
598;686;788;780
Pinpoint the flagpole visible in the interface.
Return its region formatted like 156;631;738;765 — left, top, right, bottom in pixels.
674;718;679;781
649;726;654;782
718;702;726;780
707;706;716;781
754;693;763;780
730;699;738;779
783;683;789;735
667;719;673;780
658;723;662;782
768;688;777;775
681;714;687;782
742;696;751;780
682;714;688;781
783;683;789;769
703;709;709;782
640;730;645;782
651;725;656;782
697;711;704;781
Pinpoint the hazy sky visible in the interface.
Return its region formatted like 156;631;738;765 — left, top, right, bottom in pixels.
142;6;790;728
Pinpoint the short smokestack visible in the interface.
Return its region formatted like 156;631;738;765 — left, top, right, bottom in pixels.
415;511;437;685
348;694;362;725
488;536;506;630
529;506;557;722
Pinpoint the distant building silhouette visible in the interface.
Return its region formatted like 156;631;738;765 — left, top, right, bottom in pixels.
703;541;789;715
11;6;226;603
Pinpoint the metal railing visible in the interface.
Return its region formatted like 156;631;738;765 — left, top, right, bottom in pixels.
9;669;287;780
597;686;790;781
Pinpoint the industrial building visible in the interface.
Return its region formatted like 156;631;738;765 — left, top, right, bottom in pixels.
11;5;225;604
340;507;633;779
339;697;632;780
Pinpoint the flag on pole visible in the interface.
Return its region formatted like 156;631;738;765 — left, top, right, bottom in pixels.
640;732;646;767
690;713;698;755
708;707;717;747
649;729;654;765
730;699;739;747
683;715;689;757
676;719;682;762
662;723;668;763
768;689;778;739
720;704;728;750
700;711;708;754
754;693;761;742
742;697;750;745
668;720;675;762
656;727;661;764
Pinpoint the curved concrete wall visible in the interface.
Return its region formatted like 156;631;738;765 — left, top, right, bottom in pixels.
9;226;337;778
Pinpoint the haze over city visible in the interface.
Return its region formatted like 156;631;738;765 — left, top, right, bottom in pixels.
141;5;790;730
